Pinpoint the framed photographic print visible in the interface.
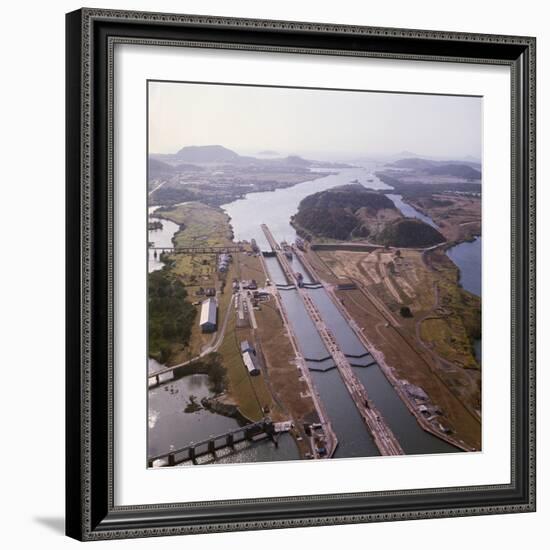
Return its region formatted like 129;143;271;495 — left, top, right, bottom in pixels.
65;8;536;541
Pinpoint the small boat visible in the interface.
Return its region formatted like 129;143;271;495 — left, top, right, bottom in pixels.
281;241;293;259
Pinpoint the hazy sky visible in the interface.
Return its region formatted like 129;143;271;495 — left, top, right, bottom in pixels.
148;81;482;161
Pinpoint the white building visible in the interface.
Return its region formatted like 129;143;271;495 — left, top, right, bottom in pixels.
199;298;217;333
242;350;260;376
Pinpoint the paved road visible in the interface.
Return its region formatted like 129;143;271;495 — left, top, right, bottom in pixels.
148;180;166;197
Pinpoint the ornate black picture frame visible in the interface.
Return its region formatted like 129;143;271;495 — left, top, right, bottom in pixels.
66;8;536;541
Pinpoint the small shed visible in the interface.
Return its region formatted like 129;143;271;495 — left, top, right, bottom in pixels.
242;350;260;376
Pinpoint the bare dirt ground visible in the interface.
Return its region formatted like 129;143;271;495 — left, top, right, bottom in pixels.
311;247;481;450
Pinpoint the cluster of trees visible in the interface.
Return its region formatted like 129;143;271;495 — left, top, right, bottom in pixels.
298;184;395;211
375;219;446;248
148;220;163;230
150;186;198;206
200;353;226;394
148;270;196;363
293;206;359;240
292;184;394;240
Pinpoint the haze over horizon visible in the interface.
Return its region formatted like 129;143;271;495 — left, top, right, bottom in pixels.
149;81;482;162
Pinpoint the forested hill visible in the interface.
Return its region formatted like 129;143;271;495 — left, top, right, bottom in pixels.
298;184;396;211
291;184;396;241
292;184;446;247
374;218;446;248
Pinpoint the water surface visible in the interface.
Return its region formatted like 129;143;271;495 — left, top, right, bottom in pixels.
222;167;390;250
148;205;179;272
148;366;240;458
386;193;439;229
446;236;482;298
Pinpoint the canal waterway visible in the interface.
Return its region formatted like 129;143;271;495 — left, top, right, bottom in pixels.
308;286;458;455
225;167;460;456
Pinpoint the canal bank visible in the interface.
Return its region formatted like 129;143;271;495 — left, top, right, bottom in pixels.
385;193;482;366
446;236;482;364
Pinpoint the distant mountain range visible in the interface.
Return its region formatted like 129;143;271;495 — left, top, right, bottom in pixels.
387;157;481;180
357;151;481;166
292;184;395;241
149;145;352;170
175;145;240;163
148;158;205;178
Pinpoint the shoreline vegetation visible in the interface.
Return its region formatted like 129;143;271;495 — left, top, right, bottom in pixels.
148;270;196;364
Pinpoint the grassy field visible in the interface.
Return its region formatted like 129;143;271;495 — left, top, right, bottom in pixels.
255;299;317;422
155;201;234;248
419;249;481;370
236;252;266;286
216;314;276;422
